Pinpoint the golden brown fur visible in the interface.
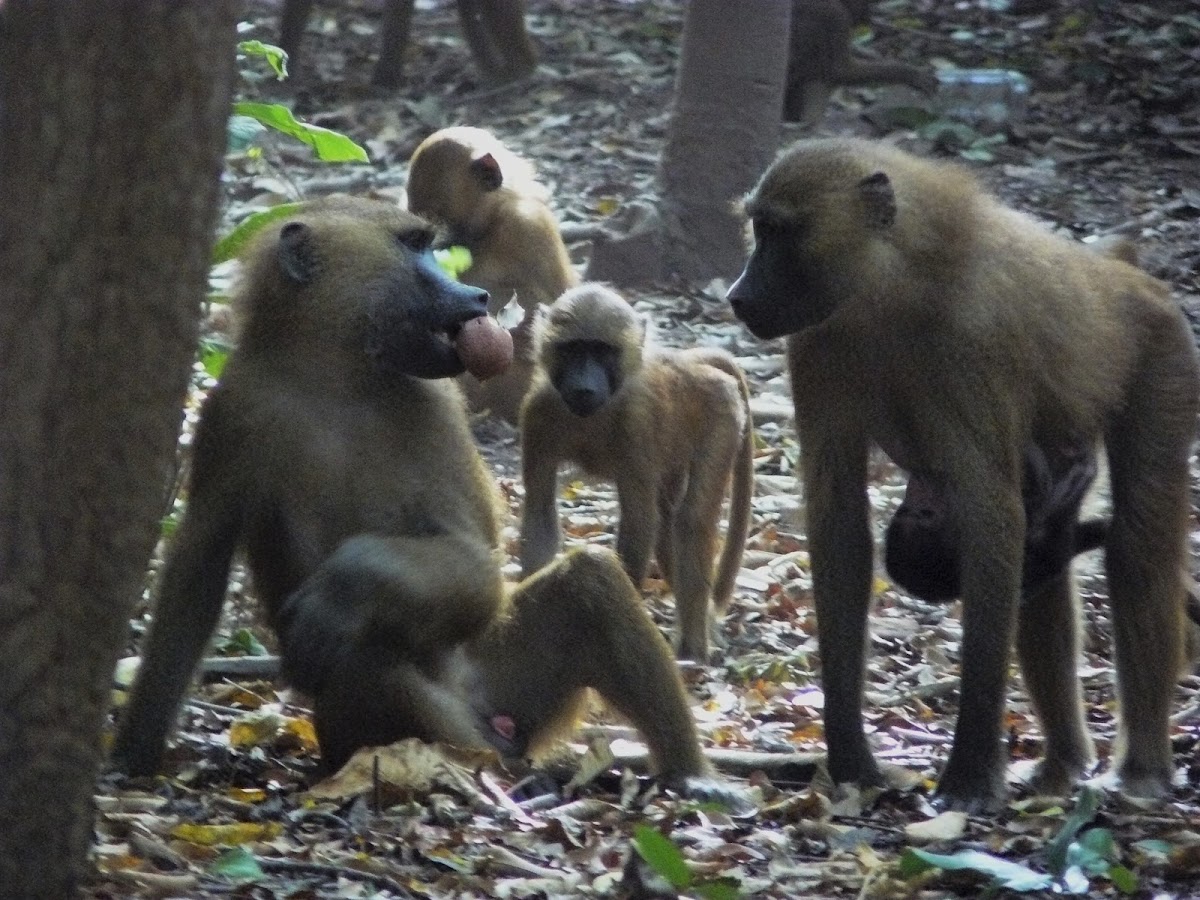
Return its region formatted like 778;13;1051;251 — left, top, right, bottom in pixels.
520;284;754;662
786;0;936;124
112;198;724;795
728;138;1199;809
407;126;578;422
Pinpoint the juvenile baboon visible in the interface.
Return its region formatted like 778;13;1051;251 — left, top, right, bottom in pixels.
111;198;732;802
280;0;536;89
786;0;936;124
407;126;579;422
520;284;754;662
727;137;1200;810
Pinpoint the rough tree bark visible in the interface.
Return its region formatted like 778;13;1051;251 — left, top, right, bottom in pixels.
586;0;792;286
0;3;236;895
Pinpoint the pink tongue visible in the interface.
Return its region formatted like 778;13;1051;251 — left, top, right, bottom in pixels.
454;316;514;380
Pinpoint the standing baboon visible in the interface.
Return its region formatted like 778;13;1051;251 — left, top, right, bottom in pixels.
520;284;754;662
111;198;734;804
727;137;1199;810
785;0;936;124
280;0;535;89
407;126;578;422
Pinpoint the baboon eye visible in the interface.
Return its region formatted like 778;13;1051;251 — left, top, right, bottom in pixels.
396;229;434;252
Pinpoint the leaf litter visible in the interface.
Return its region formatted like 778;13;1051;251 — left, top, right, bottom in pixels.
96;0;1200;896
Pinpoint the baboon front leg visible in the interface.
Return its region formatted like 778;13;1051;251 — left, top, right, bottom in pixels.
615;476;659;587
801;426;880;788
1016;572;1094;795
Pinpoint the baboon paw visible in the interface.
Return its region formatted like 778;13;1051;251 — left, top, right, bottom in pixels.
1089;765;1174;802
674;638;712;664
665;776;757;818
1012;755;1094;798
932;769;1007;814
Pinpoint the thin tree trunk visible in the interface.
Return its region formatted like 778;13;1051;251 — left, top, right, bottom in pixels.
0;3;236;894
659;0;792;280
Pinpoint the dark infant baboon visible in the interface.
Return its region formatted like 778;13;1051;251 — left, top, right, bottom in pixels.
728;137;1200;810
280;0;536;89
407;126;578;422
520;284;754;662
111;198;734;802
888;442;1200;625
886;442;1106;603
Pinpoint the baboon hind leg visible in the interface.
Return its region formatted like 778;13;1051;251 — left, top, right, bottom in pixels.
1104;339;1197;796
471;548;708;781
1016;572;1094;795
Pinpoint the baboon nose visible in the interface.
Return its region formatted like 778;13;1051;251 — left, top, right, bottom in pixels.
565;388;604;418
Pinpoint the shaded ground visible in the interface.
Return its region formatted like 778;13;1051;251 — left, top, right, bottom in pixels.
93;1;1200;897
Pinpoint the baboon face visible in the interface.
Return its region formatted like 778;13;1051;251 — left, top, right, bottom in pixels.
727;153;897;341
271;210;491;380
535;285;643;418
547;339;623;417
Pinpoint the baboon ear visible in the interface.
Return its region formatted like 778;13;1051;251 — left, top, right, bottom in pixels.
278;221;315;284
858;171;896;229
470;153;504;191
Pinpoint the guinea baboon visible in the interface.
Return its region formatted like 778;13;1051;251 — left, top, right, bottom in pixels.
407;126;579;422
786;0;936;124
111;198;732;802
886;442;1107;603
727;137;1200;810
279;0;535;89
520;284;754;662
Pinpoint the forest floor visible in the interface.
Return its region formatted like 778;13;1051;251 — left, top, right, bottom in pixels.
91;1;1200;897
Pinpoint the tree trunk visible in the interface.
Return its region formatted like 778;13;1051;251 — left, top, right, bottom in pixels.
0;3;236;895
660;0;792;281
586;0;792;286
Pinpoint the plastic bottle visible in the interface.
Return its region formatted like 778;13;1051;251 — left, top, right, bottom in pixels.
935;69;1031;131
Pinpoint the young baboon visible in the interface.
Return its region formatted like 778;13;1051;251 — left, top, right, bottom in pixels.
520;284;754;662
407;126;579;422
786;0;936;124
280;0;536;89
888;443;1200;625
727;138;1200;810
111;198;733;803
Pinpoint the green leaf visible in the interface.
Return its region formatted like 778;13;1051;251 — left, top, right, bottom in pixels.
1133;839;1172;857
220;628;268;657
1045;786;1100;876
1107;865;1138;894
901;848;1053;892
210;847;265;883
160;510;182;538
1072;827;1117;875
694;877;742;900
199;338;232;380
633;825;691;890
433;246;474;280
227;114;266;154
232;102;369;163
213;202;306;265
237;40;288;79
